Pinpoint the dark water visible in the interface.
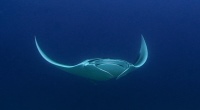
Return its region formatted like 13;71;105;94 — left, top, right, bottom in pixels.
1;0;200;110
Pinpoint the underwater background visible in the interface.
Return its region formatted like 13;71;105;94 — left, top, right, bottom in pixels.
0;0;200;110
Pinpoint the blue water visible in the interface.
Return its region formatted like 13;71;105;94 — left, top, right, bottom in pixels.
0;0;200;110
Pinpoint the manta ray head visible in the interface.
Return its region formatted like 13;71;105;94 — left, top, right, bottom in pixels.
82;58;133;79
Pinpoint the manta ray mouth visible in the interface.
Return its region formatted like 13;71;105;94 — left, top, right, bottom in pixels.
88;59;130;69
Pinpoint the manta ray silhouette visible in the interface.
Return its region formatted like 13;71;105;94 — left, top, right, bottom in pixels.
35;35;148;81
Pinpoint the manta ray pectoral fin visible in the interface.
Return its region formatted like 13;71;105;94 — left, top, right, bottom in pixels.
34;37;75;68
133;35;148;68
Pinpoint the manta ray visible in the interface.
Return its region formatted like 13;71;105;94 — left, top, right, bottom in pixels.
35;35;148;81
